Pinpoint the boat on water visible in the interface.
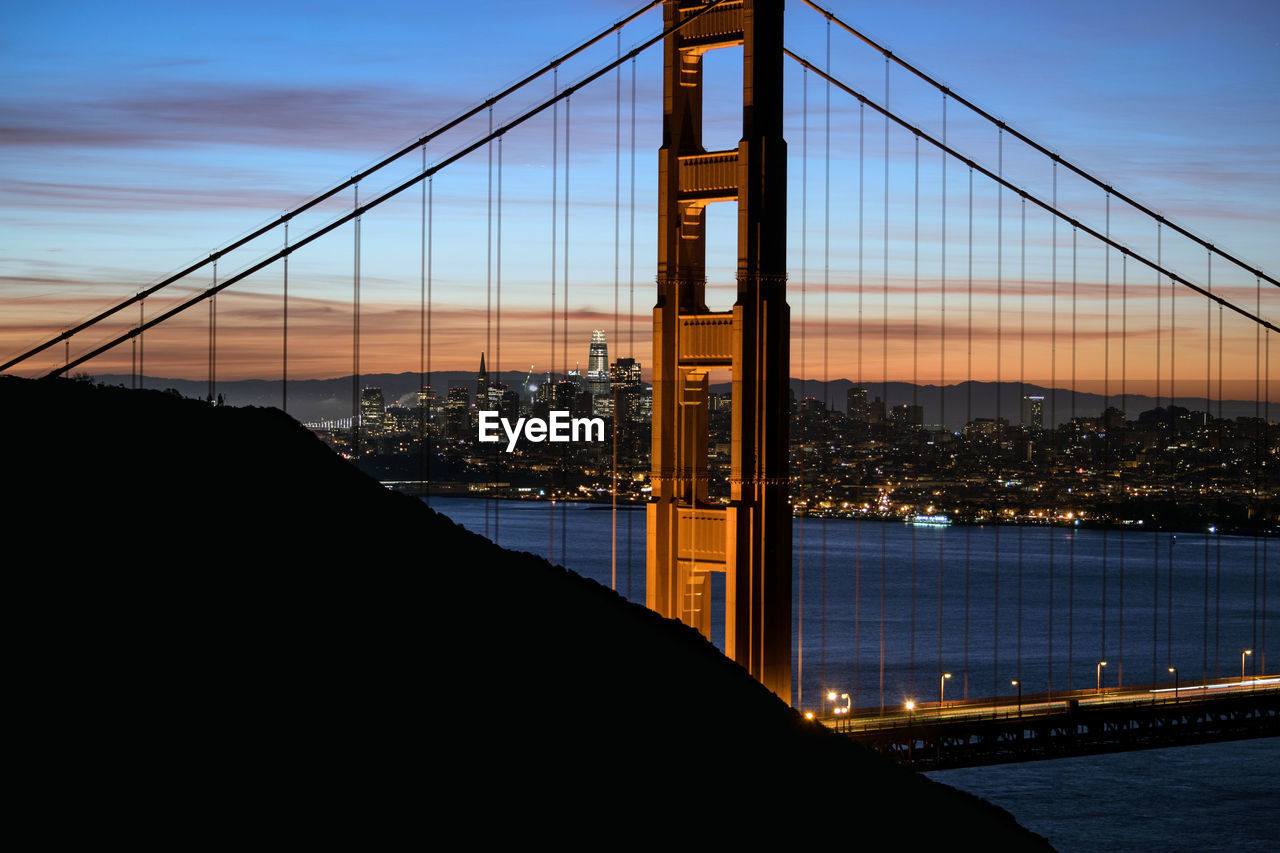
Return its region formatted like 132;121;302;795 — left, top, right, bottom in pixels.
909;514;952;526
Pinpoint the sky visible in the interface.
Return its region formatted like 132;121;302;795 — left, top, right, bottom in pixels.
2;0;1277;401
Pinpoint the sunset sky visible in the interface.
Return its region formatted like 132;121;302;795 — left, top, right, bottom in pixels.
3;0;1277;400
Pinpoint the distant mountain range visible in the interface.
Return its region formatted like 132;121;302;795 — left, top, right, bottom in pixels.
94;371;1269;431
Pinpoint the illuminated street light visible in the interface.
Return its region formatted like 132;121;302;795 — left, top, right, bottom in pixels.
1242;649;1253;682
1011;680;1022;717
940;672;952;707
904;699;916;713
1096;660;1107;694
1169;666;1179;701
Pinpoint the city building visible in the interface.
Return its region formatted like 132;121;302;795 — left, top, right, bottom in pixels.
587;329;610;407
1023;395;1044;431
847;386;869;422
359;386;385;435
446;386;471;441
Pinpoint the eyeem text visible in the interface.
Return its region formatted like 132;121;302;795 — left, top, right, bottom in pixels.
478;410;605;452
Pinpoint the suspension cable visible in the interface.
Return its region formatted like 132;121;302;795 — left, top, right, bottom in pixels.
352;186;361;457
1068;224;1076;690
1102;194;1110;673
799;63;807;709
798;0;1279;289
612;29;621;593
782;51;1278;334
427;171;434;508
994;128;1003;701
911;131;918;701
210;261;218;403
283;220;289;414
822;17;831;701
855;97;864;710
43;2;732;376
937;94;946;705
0;0;678;376
562;92;570;567
1120;252;1127;686
495;132;503;545
418;147;426;500
879;53;889;716
550;67;558;566
965;162;972;700
1049;162;1056;696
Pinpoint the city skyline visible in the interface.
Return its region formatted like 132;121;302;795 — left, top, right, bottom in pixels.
2;1;1276;397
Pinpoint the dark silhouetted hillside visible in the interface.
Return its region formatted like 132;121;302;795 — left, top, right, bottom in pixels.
4;376;1052;848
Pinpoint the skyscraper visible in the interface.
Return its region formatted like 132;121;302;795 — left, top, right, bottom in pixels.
476;352;488;409
1023;395;1045;432
846;386;869;422
446;386;471;441
587;329;610;406
359;386;385;435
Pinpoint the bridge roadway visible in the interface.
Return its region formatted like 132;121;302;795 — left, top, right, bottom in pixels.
821;677;1280;770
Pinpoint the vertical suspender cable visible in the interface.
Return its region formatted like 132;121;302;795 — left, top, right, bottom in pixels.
1120;253;1127;685
799;66;807;707
495;133;503;544
1263;284;1270;675
938;96;947;698
352;187;360;456
1215;277;1223;677
139;298;144;389
1154;222;1162;685
879;56;889;715
563;93;571;567
283;221;289;414
1204;250;1211;683
1257;275;1266;672
550;69;558;565
1169;235;1176;673
418;148;426;500
1049;163;1056;696
822;20;831;698
1069;225;1076;689
994;129;1003;701
911;132;918;701
486;109;494;539
1103;195;1110;670
428;173;434;508
612;30;621;593
1018;195;1026;686
855;99;864;709
628;55;637;602
965;164;972;700
210;261;218;404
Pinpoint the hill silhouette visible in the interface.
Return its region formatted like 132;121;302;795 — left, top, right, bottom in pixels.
4;376;1052;847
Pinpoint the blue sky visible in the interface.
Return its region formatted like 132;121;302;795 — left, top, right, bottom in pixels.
2;0;1276;393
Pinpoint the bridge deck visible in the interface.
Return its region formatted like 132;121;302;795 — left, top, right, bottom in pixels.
824;678;1280;770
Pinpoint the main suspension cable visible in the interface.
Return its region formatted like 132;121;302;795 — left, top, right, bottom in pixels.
3;0;677;376
798;0;1279;289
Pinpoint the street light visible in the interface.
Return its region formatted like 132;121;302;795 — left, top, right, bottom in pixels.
940;672;952;707
1011;680;1022;717
1242;649;1253;682
905;699;916;712
1096;660;1108;694
1169;666;1179;701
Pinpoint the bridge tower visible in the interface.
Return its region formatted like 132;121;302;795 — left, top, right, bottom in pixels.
648;0;790;702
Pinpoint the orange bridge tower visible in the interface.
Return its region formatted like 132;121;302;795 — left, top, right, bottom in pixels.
648;0;791;702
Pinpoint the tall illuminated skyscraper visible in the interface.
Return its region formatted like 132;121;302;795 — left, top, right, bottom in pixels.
586;329;610;406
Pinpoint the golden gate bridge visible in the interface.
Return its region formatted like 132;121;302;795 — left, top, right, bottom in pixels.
3;0;1275;766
